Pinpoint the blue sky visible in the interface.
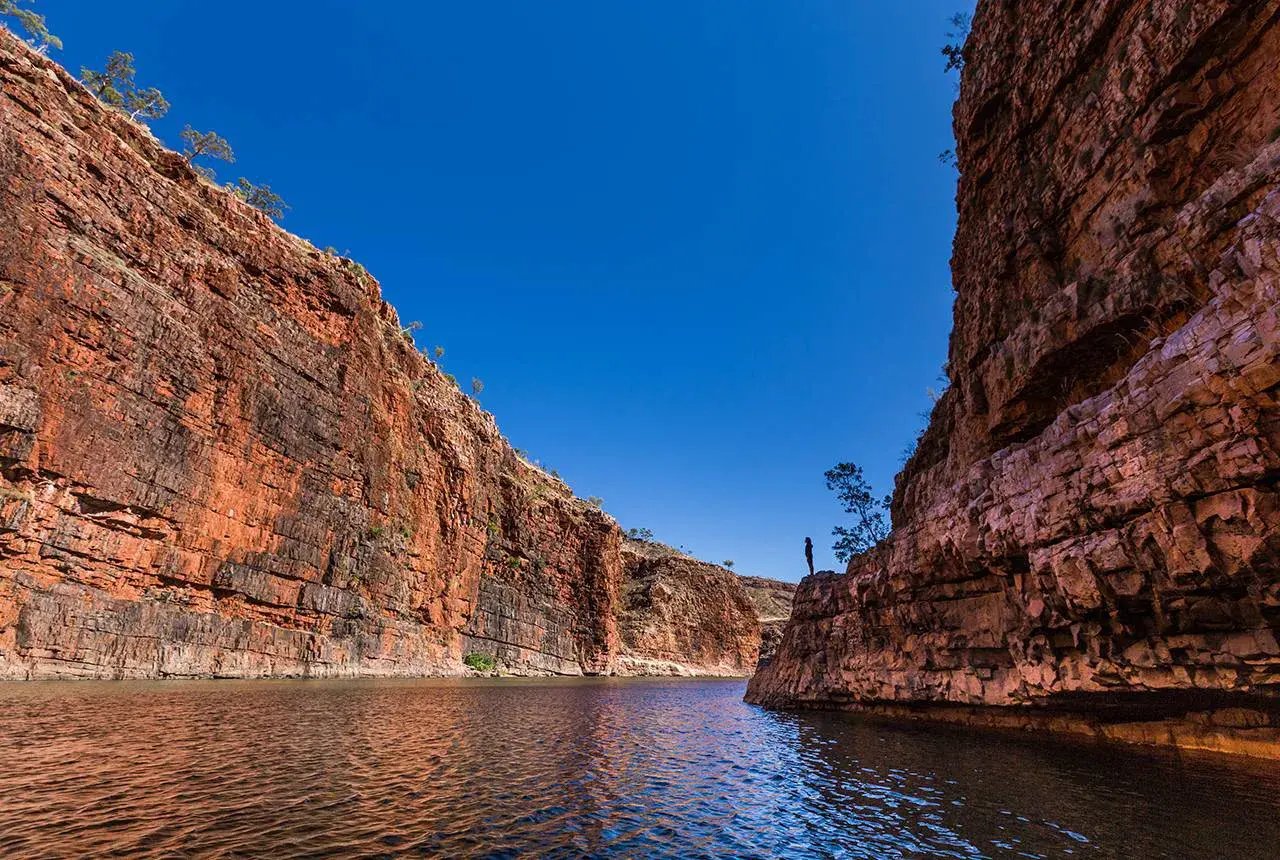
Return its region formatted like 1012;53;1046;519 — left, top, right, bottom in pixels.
30;1;970;581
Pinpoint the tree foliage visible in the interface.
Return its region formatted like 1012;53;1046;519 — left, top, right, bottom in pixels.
181;126;235;174
626;527;654;542
824;462;891;563
226;178;288;220
722;560;735;569
941;12;971;73
471;377;484;396
1;0;59;50
81;51;169;121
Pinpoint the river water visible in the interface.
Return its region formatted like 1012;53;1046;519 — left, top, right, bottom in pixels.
0;677;1275;858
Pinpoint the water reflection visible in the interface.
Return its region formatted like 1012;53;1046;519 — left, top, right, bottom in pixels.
0;678;1275;858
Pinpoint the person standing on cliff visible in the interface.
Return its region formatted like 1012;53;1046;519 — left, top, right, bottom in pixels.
804;537;814;577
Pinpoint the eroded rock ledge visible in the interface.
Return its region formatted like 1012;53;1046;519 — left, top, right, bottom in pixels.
747;0;1280;759
615;540;795;676
0;31;783;680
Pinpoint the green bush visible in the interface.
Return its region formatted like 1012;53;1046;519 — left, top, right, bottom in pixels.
825;462;891;563
463;652;496;672
226;177;288;220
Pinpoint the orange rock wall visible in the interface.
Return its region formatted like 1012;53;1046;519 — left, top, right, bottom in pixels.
615;542;764;676
748;0;1280;758
0;32;623;678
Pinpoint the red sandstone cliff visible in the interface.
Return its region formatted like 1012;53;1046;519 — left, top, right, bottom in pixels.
0;30;785;679
0;31;778;680
748;0;1280;759
0;31;627;678
615;541;795;676
737;575;797;663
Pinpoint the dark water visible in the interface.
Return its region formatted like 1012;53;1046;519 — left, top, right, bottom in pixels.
0;679;1276;858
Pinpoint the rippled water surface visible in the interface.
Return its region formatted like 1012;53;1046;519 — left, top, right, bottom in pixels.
0;678;1277;858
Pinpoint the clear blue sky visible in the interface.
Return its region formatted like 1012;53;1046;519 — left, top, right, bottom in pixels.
29;1;971;582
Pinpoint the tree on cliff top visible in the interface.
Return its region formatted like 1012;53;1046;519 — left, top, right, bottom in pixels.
82;51;170;122
825;462;891;563
226;178;288;220
1;0;59;50
181;126;234;180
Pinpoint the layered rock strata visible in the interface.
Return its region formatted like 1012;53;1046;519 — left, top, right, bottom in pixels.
0;30;796;680
0;31;627;679
748;0;1280;759
738;575;797;664
616;541;794;676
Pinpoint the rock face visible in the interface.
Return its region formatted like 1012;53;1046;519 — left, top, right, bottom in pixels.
749;0;1280;758
0;31;790;680
615;541;794;676
0;31;635;680
737;575;797;664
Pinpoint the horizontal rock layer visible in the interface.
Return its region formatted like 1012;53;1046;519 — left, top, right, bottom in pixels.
737;575;798;664
615;541;795;676
0;31;798;680
0;31;793;680
748;0;1280;758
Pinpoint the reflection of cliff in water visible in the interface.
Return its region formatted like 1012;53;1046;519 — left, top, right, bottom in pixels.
0;678;1276;857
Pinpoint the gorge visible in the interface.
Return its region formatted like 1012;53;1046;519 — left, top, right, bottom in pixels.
0;0;1277;760
3;2;1280;855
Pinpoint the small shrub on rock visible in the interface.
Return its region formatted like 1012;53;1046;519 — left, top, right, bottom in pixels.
463;652;496;672
226;178;288;220
825;462;891;563
941;12;970;72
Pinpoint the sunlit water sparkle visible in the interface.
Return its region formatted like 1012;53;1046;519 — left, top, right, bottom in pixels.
0;678;1275;858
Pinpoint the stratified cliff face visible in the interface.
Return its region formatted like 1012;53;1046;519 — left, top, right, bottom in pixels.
615;541;762;676
749;0;1280;758
0;32;624;678
737;575;797;664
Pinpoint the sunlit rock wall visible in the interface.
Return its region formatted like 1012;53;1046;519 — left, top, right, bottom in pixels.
615;541;777;676
0;31;622;678
748;0;1280;758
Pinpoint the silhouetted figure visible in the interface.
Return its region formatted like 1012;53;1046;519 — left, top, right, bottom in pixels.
804;537;814;577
